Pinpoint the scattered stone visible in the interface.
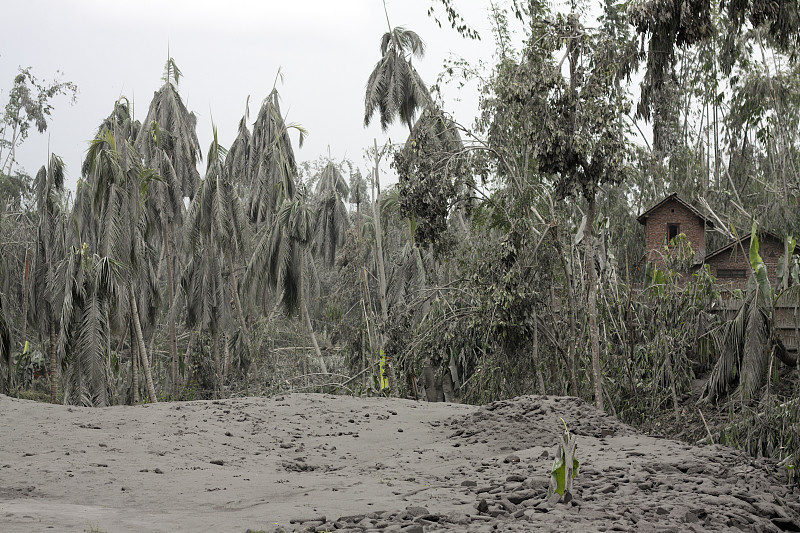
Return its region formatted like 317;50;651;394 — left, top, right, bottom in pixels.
405;506;428;517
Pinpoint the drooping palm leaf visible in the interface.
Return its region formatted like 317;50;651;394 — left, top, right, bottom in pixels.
364;29;431;132
248;88;298;227
313;161;350;266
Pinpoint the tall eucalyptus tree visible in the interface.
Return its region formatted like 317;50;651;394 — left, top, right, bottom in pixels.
525;10;628;411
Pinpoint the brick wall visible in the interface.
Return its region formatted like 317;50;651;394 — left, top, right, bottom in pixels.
644;198;707;267
707;235;785;289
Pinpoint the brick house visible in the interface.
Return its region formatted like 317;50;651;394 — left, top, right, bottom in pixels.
636;193;714;268
703;232;786;287
637;193;793;288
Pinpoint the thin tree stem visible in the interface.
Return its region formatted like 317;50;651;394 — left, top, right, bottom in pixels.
130;286;157;403
586;194;604;411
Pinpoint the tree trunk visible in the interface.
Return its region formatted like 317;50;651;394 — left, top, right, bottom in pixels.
212;324;220;398
20;248;29;353
223;333;231;386
228;256;249;341
300;256;327;374
372;139;398;397
166;227;179;398
586;194;604;411
552;229;579;393
533;309;546;394
303;301;327;374
356;200;362;245
372;141;389;326
183;331;195;397
6;124;17;177
130;286;157;403
130;318;139;404
227;255;250;386
5;334;10;396
49;318;57;404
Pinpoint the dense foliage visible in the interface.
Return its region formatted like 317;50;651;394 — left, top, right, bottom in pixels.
1;0;799;481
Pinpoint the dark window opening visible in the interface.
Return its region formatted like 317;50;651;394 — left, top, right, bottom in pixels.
667;224;680;242
717;269;746;279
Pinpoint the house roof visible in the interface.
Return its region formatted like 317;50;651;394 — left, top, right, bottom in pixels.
636;193;715;227
704;231;786;263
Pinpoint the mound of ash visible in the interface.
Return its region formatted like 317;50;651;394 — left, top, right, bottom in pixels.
443;395;635;452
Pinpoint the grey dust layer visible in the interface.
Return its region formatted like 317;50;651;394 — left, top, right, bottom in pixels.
1;393;798;532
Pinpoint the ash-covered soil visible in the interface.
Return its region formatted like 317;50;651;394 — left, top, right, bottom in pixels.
1;393;797;532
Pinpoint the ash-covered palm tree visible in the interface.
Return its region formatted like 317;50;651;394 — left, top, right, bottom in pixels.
383;189;429;310
226;97;252;196
135;58;201;199
248;189;328;373
348;166;369;241
701;226;798;403
364;24;430;133
184;128;250;394
84;101;159;403
30;153;67;403
313;161;350;266
135;58;202;397
244;86;307;316
59;245;119;406
247;87;303;228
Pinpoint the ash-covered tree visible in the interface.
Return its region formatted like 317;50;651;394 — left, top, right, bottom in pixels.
30;154;67;403
0;68;77;178
480;1;630;410
83;101;159;404
247;87;300;229
364;13;430;133
184;128;250;395
135;58;202;397
392;105;471;248
313;161;350;266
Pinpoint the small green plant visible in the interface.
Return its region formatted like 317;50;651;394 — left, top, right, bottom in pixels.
549;418;579;498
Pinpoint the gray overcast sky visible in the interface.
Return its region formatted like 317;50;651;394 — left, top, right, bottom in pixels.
1;0;496;191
